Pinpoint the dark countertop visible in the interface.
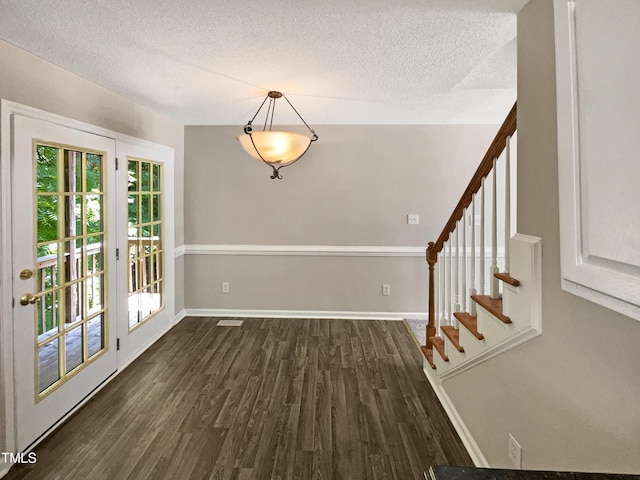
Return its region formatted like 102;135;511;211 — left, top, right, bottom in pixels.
427;466;640;480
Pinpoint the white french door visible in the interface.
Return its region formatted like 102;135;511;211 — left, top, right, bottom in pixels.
115;140;175;366
6;105;175;454
11;115;118;451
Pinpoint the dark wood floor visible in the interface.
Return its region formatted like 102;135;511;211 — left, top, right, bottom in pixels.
6;317;472;480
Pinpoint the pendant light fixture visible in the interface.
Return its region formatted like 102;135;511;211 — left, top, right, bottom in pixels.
237;91;318;179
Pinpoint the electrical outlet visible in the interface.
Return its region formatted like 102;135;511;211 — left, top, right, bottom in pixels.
407;214;419;225
222;282;230;293
382;284;391;296
508;433;522;469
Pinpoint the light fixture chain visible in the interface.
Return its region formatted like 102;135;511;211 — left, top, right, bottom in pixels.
269;97;275;131
283;94;317;139
263;97;273;132
248;95;270;127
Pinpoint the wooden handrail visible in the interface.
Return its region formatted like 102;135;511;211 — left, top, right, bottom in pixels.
424;102;516;354
426;102;517;264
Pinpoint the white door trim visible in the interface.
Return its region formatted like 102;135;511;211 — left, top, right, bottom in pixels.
554;0;640;321
0;99;175;460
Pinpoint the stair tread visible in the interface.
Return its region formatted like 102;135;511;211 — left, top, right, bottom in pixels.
428;336;449;362
441;325;464;352
421;345;436;369
494;272;521;287
471;295;512;324
453;312;485;340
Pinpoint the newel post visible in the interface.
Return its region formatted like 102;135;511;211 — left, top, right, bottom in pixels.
426;242;438;346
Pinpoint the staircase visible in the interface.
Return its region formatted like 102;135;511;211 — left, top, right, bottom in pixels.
421;103;542;380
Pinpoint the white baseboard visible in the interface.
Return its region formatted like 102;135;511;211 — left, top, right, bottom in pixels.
118;314;183;371
174;309;187;324
183;308;428;321
423;364;489;468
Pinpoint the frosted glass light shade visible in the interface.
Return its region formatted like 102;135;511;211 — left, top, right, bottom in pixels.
237;131;313;165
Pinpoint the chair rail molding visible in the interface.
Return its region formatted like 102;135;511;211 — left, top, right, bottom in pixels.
182;244;505;258
554;0;640;321
184;244;427;257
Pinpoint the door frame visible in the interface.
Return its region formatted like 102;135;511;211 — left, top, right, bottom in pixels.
0;100;175;463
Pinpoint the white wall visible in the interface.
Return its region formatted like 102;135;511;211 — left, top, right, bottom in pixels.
184;124;498;316
0;39;185;312
441;0;640;473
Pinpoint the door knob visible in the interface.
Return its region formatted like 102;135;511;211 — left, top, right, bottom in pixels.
20;293;39;306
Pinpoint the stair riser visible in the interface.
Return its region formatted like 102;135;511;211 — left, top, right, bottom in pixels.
458;326;486;358
443;339;466;364
434;352;452;371
477;306;511;344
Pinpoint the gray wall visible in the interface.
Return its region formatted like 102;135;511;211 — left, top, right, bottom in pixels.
442;0;640;473
0;39;185;315
184;124;498;315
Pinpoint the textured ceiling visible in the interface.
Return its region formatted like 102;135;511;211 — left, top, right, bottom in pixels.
0;0;528;125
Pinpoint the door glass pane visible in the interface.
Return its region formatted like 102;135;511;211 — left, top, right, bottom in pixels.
35;144;108;397
128;160;138;191
37;248;60;289
38;338;60;393
151;284;161;315
141;162;150;191
128;292;140;327
86;194;103;234
87;314;104;358
128;194;139;225
141;194;150;224
36;145;58;193
86;154;102;192
65;282;83;326
37;290;61;341
65;326;84;374
64;195;83;236
127;157;165;330
88;235;103;273
153;194;161;221
152;164;160;191
64;150;82;193
37;196;59;243
88;273;104;314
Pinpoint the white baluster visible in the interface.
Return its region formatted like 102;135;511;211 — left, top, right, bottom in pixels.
461;211;467;315
469;193;477;316
490;157;500;299
433;259;438;334
438;251;445;332
448;237;454;325
453;222;460;316
504;135;511;274
446;241;451;327
479;177;486;296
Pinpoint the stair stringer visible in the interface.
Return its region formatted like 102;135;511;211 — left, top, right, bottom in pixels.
426;234;542;381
